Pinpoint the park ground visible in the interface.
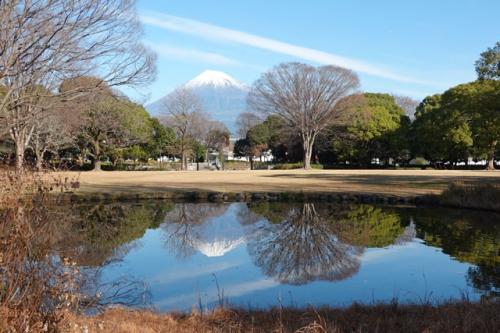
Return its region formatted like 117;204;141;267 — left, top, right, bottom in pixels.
56;169;500;198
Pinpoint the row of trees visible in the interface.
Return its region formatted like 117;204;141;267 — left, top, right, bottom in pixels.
1;79;234;171
0;0;156;171
235;42;499;170
0;0;230;172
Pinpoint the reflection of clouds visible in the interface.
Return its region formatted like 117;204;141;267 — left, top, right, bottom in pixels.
361;244;416;263
150;260;244;286
155;278;279;309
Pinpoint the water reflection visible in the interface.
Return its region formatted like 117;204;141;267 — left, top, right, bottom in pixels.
247;203;362;284
162;203;244;258
413;208;500;298
47;201;500;309
47;202;172;266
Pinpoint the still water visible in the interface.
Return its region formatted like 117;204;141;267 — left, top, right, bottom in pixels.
51;201;499;311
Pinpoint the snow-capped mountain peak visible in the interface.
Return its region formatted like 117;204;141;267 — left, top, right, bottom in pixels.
185;70;246;90
146;70;249;133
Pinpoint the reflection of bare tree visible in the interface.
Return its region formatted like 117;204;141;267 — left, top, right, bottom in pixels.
162;203;230;258
247;203;363;285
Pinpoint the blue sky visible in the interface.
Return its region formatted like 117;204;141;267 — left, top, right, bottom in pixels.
134;0;500;104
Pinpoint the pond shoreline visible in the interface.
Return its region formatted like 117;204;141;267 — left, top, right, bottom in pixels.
51;169;500;210
66;299;500;333
54;188;499;212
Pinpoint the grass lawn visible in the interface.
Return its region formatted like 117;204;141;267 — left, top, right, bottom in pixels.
56;169;500;197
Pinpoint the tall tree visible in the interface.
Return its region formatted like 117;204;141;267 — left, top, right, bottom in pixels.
411;94;472;167
475;42;500;80
330;93;409;166
441;80;500;170
146;118;176;166
248;62;359;169
161;88;208;170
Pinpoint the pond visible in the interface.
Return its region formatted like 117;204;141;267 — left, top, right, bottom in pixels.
49;201;499;312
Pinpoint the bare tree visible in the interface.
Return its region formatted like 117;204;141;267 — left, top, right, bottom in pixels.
248;62;359;169
161;88;208;170
29;106;72;170
392;94;419;119
0;0;156;170
236;112;262;138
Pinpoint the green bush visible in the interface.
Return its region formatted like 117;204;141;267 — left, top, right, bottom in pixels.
272;162;323;170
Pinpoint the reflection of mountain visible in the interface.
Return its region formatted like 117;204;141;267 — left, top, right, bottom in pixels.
182;215;246;257
162;203;246;258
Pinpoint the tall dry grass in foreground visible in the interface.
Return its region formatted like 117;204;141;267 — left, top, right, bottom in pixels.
0;172;81;332
66;300;500;333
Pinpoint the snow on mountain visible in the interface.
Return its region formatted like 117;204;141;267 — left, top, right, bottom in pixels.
185;70;246;90
146;70;249;134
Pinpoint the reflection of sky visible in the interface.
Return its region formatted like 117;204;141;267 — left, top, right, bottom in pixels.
99;203;482;311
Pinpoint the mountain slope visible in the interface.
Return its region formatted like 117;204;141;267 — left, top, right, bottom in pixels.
146;70;249;133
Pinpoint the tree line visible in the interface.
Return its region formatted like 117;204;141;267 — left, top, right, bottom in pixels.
235;42;499;170
0;0;232;171
0;79;232;171
1;0;497;172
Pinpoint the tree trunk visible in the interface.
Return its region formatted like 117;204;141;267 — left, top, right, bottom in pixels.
94;160;102;171
35;151;43;171
92;141;102;171
486;141;497;170
487;156;495;170
15;142;25;172
302;136;314;170
181;150;187;170
250;157;254;170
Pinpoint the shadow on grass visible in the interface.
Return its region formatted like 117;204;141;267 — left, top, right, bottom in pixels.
263;173;498;189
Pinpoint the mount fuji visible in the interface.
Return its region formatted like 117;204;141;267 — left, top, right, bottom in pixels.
146;70;249;134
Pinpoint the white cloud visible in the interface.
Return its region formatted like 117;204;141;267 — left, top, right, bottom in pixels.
140;13;435;86
145;42;243;66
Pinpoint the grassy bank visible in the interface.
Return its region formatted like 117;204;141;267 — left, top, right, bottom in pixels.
65;300;500;333
55;169;500;198
439;182;500;211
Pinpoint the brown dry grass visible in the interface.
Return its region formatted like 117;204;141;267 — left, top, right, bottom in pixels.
64;300;500;333
440;182;500;210
56;169;500;197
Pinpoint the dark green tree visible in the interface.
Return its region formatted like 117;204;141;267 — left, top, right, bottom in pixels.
146;118;176;166
330;93;409;166
411;94;473;167
440;80;500;170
